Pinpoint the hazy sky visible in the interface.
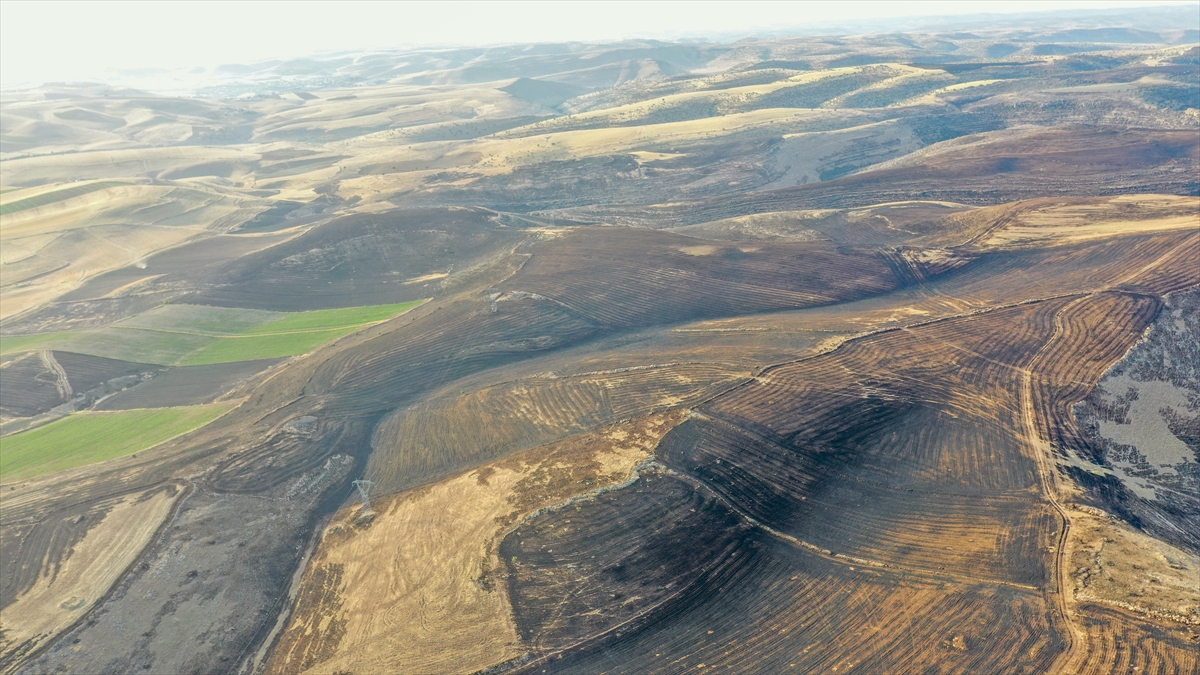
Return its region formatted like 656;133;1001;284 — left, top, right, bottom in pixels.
1;0;1195;88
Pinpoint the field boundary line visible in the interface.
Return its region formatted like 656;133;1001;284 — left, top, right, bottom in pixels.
657;457;1043;593
689;291;1092;412
111;323;372;339
698;413;1045;504
1110;229;1200;288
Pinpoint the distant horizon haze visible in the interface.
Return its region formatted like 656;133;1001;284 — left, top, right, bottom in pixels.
1;0;1197;91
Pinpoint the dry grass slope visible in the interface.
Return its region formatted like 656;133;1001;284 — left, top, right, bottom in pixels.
265;412;683;675
0;485;180;674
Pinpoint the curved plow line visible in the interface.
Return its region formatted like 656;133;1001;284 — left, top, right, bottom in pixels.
1021;295;1089;674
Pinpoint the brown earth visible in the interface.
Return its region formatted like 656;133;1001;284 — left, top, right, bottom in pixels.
264;412;684;675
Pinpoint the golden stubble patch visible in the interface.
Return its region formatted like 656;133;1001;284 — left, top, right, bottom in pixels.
266;411;685;675
0;488;179;658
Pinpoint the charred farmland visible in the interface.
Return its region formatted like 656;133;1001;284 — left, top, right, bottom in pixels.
3;14;1200;675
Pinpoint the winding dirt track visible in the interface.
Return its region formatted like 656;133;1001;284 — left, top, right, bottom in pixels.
1022;296;1087;674
37;349;72;399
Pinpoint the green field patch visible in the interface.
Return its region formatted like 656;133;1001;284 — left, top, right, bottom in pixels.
115;304;282;336
179;326;359;365
179;301;424;364
245;300;425;333
0;331;76;357
0;403;232;482
0;181;128;216
0;300;425;365
59;328;218;365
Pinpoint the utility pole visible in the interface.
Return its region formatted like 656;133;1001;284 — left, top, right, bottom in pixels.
353;479;375;515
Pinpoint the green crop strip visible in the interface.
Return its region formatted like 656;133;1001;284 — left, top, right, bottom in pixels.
0;300;426;365
0;403;232;482
0;181;128;216
245;301;425;333
176;300;425;364
0;332;77;357
179;326;360;365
